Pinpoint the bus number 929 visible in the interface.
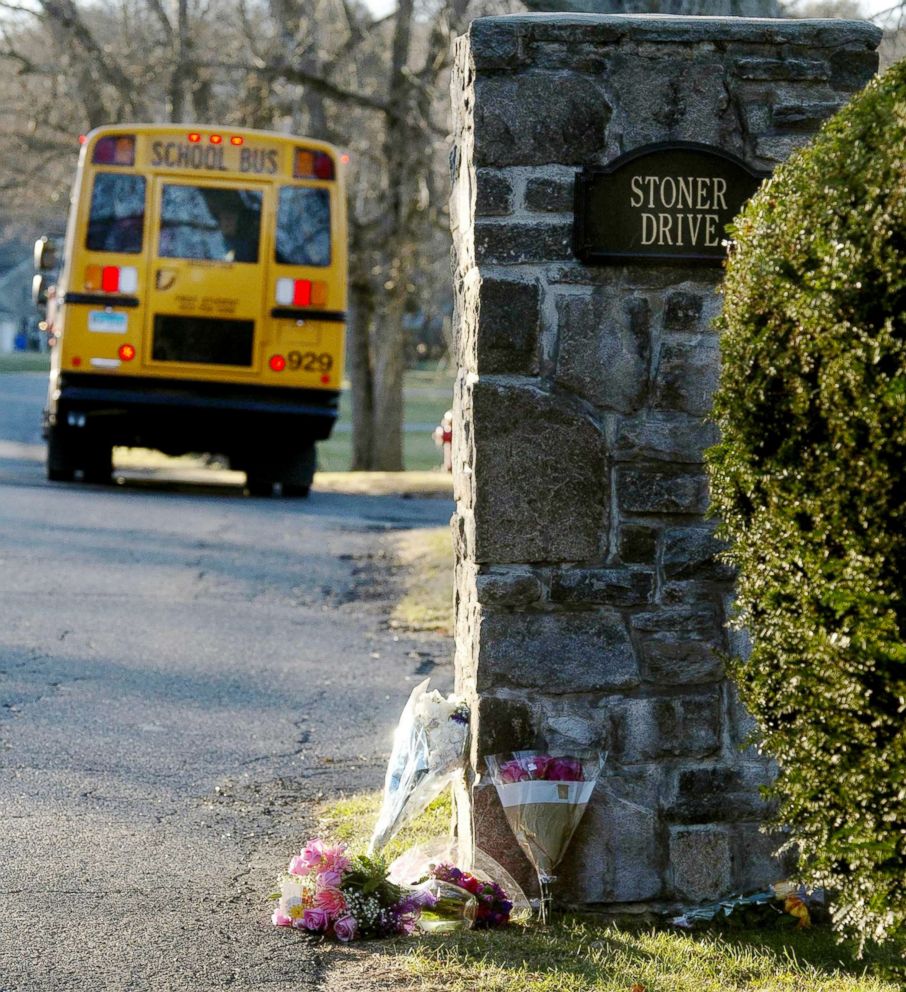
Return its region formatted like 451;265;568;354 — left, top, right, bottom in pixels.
287;351;334;372
36;124;348;498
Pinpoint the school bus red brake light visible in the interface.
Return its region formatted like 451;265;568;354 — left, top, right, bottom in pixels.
92;135;135;166
269;355;286;372
118;344;136;362
101;266;119;292
95;265;138;294
276;279;327;308
294;280;312;307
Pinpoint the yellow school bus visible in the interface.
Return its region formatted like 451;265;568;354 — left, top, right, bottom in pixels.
38;124;347;496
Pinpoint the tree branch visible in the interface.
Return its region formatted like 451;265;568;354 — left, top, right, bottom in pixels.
37;0;138;113
143;0;173;40
0;23;39;72
192;57;392;115
0;1;41;15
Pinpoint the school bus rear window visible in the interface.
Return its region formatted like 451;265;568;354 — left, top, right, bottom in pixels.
276;187;330;266
159;185;263;263
86;173;146;254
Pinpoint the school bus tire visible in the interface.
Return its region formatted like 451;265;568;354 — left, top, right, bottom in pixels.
280;445;316;498
46;425;76;483
80;441;113;486
245;474;275;498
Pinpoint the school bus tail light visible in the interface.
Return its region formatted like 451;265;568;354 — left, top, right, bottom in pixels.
269;354;286;372
276;278;327;307
88;265;138;294
92;135;135;166
294;148;334;180
118;344;136;362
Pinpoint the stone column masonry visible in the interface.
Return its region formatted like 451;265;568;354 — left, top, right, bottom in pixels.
451;14;880;909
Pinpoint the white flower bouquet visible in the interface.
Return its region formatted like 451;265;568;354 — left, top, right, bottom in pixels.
369;679;470;853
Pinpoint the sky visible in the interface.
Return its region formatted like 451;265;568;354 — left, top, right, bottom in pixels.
367;0;397;18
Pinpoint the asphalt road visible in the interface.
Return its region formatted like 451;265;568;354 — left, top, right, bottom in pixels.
0;373;452;991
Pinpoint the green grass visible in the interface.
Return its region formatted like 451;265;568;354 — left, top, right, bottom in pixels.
390;526;454;634
402;924;905;992
318;789;454;866
0;351;51;373
318;790;906;992
318;369;453;472
0;352;451;470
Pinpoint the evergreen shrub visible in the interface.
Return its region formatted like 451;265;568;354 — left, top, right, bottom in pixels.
707;60;906;946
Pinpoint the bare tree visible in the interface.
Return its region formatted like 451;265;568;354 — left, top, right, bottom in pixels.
0;0;491;469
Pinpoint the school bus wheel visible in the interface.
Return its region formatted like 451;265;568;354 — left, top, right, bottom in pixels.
279;444;316;498
81;442;113;486
245;474;275;498
46;425;76;483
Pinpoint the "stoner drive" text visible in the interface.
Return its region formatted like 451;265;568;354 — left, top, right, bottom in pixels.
629;175;729;248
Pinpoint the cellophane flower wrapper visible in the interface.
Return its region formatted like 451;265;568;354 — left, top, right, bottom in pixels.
485;751;605;883
387;838;533;922
369;679;469;853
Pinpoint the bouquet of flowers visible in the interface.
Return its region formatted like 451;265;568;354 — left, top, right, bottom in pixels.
671;882;824;931
387;838;534;922
271;839;434;941
427;864;513;929
486;751;605;922
369;679;470;853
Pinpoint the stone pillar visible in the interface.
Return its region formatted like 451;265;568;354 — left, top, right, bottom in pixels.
451;14;880;908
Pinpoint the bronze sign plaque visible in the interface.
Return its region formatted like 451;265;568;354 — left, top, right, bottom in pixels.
574;142;768;265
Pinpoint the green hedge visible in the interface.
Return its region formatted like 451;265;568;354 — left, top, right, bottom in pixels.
707;60;906;947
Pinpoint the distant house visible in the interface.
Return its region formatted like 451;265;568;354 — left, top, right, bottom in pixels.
0;241;39;352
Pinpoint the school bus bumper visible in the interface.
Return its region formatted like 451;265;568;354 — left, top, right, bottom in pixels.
45;372;340;455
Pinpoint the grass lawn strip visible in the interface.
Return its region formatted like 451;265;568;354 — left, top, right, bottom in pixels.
0;355;454;472
389;527;454;634
317;795;905;992
314;472;452;499
0;352;51;373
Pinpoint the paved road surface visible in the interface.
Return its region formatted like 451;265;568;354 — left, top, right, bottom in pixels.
0;373;452;991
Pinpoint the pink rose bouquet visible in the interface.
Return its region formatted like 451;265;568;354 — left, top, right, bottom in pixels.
486;751;605;923
497;753;585;784
272;839;434;940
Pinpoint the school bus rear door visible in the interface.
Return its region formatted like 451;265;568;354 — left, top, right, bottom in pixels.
143;176;270;375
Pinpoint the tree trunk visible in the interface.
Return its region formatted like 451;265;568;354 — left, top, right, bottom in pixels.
349;238;376;471
362;0;414;472
169;0;190;121
371;287;406;471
